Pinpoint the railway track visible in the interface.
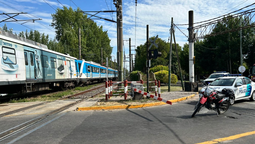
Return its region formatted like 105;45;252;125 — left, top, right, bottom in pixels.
0;84;105;142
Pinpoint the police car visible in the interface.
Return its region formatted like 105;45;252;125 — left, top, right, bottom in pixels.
204;71;229;85
208;74;255;105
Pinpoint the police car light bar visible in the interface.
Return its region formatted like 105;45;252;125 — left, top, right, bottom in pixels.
214;71;227;73
223;74;241;77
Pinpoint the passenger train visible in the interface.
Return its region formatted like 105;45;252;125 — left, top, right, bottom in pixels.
0;30;118;94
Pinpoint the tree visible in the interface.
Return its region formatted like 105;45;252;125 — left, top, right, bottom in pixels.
134;37;181;75
51;6;112;62
3;24;7;32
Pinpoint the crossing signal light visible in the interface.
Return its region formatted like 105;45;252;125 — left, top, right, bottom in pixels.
149;49;162;59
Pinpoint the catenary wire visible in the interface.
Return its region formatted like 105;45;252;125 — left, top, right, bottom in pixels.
56;0;65;7
175;2;255;26
174;24;188;38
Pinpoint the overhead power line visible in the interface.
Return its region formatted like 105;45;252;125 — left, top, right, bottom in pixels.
56;0;65;7
175;2;255;26
175;2;255;40
70;0;78;8
43;0;56;11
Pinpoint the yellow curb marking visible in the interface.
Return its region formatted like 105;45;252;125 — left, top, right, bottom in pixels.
77;93;197;111
197;130;255;144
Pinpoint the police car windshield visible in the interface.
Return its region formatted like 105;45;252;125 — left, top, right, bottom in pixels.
252;66;255;75
210;78;235;86
208;74;224;79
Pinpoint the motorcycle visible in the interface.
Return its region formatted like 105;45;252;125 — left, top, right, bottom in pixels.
191;86;232;117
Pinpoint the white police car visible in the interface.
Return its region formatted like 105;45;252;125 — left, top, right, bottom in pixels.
208;74;255;105
204;71;229;85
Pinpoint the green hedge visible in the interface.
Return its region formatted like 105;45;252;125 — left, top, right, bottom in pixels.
130;71;144;81
154;70;178;84
150;65;168;73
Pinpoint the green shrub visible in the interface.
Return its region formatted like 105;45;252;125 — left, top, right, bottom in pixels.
154;70;178;84
171;74;178;84
150;65;168;73
130;71;144;81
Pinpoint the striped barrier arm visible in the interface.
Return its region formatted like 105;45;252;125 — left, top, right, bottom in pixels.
133;88;172;105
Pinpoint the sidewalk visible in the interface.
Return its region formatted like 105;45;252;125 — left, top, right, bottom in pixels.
76;91;198;111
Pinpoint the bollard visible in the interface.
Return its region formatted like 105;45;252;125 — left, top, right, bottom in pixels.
110;80;113;97
108;80;111;99
158;80;161;98
105;81;108;101
155;80;157;96
124;80;128;100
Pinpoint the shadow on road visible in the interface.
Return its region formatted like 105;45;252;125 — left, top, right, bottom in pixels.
142;109;186;144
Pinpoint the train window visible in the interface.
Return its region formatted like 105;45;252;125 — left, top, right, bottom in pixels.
2;47;16;65
30;53;34;66
42;55;48;68
57;58;64;67
24;52;28;65
50;57;56;68
88;66;90;72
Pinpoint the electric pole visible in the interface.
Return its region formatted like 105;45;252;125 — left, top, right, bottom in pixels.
79;27;81;59
129;38;131;73
114;0;123;81
188;10;195;82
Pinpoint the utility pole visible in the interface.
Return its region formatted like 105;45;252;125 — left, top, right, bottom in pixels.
119;0;123;82
168;17;173;92
129;38;131;73
147;25;149;94
240;16;243;66
79;27;81;59
114;0;123;81
101;47;103;65
188;10;195;82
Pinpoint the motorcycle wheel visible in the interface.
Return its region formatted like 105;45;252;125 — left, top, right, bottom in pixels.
191;103;202;117
217;100;230;115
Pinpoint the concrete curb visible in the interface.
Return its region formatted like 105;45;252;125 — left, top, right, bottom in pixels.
77;93;198;111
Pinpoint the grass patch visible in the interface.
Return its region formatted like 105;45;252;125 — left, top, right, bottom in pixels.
8;83;102;103
160;85;183;93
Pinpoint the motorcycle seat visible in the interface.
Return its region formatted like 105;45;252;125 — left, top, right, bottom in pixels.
217;93;226;99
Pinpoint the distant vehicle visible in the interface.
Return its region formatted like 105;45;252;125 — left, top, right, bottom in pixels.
208;74;255;105
250;64;255;82
203;71;229;85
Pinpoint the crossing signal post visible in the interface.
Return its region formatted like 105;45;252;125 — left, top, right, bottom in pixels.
149;49;162;59
146;25;161;95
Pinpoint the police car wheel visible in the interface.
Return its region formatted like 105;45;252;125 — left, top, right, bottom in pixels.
229;97;235;105
250;91;255;101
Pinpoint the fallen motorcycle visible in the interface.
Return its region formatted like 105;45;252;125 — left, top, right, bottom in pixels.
191;86;233;117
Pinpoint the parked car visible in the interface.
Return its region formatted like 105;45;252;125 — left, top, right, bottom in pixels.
208;74;255;105
203;71;229;85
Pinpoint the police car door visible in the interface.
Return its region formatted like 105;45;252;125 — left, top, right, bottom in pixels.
235;78;245;98
243;77;252;97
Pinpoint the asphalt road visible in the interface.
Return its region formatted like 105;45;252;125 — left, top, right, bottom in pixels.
1;97;255;144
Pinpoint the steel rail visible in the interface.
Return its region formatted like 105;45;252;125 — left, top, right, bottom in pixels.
0;84;105;141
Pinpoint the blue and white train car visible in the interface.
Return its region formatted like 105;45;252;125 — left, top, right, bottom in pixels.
0;30;78;93
76;59;118;85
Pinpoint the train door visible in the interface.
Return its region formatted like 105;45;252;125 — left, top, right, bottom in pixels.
87;65;91;78
24;51;35;80
66;59;71;78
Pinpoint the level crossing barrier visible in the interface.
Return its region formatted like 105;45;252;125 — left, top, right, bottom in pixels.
105;80;161;101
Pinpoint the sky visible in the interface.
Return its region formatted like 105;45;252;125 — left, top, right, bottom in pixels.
0;0;254;70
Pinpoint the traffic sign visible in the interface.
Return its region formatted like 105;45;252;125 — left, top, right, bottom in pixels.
148;35;158;50
238;65;246;73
